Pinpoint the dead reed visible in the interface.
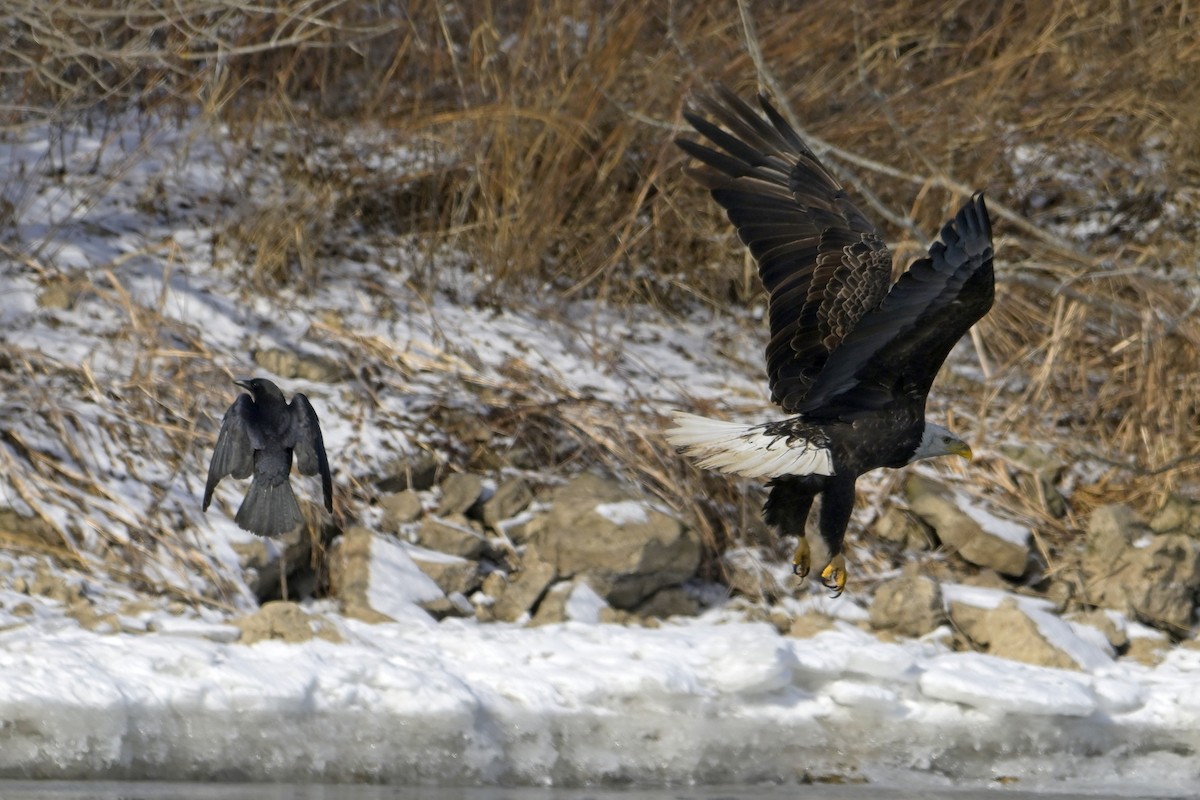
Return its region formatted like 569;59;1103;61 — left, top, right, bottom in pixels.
3;0;1200;589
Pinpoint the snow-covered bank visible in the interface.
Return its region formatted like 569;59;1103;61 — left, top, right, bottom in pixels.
1;606;1198;792
2;100;1199;797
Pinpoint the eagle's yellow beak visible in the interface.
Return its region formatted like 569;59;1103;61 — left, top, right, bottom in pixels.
951;441;974;462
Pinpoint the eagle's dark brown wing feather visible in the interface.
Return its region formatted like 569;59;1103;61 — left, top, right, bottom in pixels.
796;194;994;417
678;86;895;412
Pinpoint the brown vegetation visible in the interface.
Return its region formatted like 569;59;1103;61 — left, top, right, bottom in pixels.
3;0;1200;592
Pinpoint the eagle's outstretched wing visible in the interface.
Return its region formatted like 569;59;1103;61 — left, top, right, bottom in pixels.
678;86;895;413
796;193;994;416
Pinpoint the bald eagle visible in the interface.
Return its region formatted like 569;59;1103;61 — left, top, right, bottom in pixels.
667;87;994;596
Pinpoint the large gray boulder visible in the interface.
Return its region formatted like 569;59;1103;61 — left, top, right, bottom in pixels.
1082;504;1200;633
948;598;1111;671
1149;493;1200;537
408;546;481;597
481;478;534;530
1001;443;1068;518
380;490;423;531
534;473;701;609
329;527;444;623
233;601;343;644
417;514;488;559
530;578;610;626
871;506;934;551
904;474;1030;577
437;473;484;516
485;546;558;623
869;573;946;637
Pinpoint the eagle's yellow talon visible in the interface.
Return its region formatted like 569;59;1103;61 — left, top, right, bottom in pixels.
792;537;811;577
820;555;846;597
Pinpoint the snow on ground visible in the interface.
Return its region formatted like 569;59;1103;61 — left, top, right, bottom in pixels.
0;113;1198;794
0;600;1198;792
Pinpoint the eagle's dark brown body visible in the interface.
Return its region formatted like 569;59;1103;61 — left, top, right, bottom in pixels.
668;87;993;594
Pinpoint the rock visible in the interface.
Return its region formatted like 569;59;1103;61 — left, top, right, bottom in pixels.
481;478;534;529
497;511;545;544
1084;504;1142;569
473;573;502;622
377;453;439;493
1001;443;1068;518
233;601;343;644
635;586;700;619
960;569;1012;592
1080;504;1140;604
408;547;480;596
1122;533;1199;632
788;612;834;639
417;514;487;559
490;547;557;623
437;473;484;516
329;527;444;623
869;573;947;637
1040;577;1074;612
531;579;610;625
534;473;701;609
1149;493;1200;537
1126;634;1171;666
253;347;347;383
1066;609;1129;651
380;490;423;528
904;475;1030;577
948;598;1110;671
1081;504;1200;633
766;608;794;635
871;507;934;551
417;593;474;620
721;547;784;601
598;607;644;627
530;580;575;625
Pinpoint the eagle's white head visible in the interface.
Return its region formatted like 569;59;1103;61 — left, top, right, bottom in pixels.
910;422;972;464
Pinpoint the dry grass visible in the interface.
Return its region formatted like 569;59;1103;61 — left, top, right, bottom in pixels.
4;0;1200;591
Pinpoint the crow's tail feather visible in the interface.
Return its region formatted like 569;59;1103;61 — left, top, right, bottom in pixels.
235;478;304;538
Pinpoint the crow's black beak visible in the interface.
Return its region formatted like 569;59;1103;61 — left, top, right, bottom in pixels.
233;378;254;391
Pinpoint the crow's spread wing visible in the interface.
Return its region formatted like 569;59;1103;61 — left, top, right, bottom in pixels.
203;394;256;510
796;193;994;416
289;393;333;513
678;86;895;412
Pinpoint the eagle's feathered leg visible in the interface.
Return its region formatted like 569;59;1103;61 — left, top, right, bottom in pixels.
792;537;812;578
764;477;817;579
817;477;857;597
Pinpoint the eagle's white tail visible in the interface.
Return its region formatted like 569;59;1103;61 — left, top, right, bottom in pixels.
665;411;834;478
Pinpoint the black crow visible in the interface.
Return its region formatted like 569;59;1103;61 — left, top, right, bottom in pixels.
203;377;333;537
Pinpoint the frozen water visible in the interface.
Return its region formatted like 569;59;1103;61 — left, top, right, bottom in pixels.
0;610;1196;792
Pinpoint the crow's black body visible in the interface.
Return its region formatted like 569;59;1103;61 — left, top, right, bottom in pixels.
203;378;332;537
